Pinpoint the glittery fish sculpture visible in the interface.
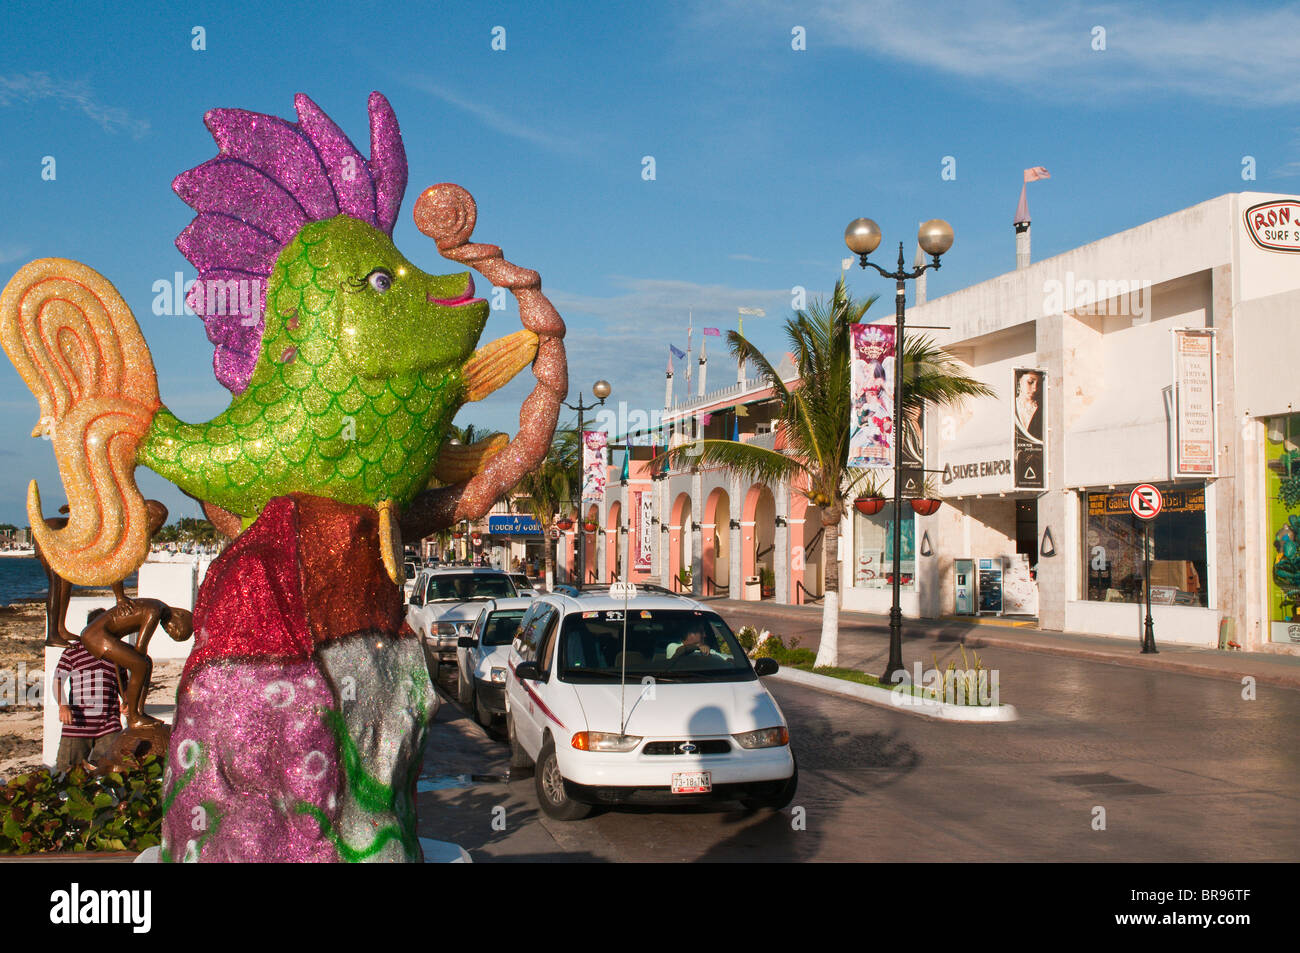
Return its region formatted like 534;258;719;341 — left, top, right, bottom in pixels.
0;93;568;861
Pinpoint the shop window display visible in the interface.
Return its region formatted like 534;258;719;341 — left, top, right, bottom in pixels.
1084;484;1207;607
1266;414;1300;644
853;503;915;590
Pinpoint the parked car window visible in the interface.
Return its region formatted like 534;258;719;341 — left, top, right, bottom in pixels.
517;604;553;662
425;573;515;602
483;609;527;647
538;612;562;675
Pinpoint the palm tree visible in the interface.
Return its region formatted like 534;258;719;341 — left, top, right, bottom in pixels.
513;425;580;588
661;277;993;667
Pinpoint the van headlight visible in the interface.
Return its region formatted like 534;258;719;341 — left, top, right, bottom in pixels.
490;667;507;684
732;726;789;749
571;731;642;752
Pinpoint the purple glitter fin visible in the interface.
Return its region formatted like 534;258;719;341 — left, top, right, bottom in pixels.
173;93;408;394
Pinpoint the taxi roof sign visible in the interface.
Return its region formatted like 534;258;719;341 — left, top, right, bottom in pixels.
609;582;638;599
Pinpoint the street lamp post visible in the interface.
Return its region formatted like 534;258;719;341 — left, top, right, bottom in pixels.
562;380;612;586
845;217;954;684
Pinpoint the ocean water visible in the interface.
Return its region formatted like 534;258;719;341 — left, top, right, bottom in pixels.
0;557;138;605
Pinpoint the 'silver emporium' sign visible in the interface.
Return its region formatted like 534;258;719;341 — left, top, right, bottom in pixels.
1174;329;1216;476
942;459;1011;484
1244;200;1300;252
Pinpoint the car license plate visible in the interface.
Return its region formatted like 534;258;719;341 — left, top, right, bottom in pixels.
671;771;711;794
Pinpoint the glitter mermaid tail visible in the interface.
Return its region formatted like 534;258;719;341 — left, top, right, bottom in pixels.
0;259;161;586
160;494;435;862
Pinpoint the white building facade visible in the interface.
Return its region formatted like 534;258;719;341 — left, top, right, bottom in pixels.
591;192;1300;655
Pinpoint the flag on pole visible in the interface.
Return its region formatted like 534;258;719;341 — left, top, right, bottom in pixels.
1024;166;1050;182
703;327;721;336
669;344;685;359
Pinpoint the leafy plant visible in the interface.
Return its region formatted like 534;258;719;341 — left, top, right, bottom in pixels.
924;645;995;706
735;625;760;651
0;755;165;854
1279;475;1300;511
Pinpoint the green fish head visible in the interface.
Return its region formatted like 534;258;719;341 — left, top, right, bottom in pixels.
311;215;489;379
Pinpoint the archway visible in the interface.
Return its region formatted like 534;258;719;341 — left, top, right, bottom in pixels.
702;487;731;596
606;501;621;584
742;484;776;599
669;492;692;592
793;498;825;602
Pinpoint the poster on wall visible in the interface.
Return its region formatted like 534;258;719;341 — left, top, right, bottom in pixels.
848;324;896;468
581;430;607;505
1013;367;1045;489
634;491;652;571
1266;414;1300;644
1174;329;1216;476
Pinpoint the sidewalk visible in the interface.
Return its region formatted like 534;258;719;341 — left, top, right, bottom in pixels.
700;597;1300;689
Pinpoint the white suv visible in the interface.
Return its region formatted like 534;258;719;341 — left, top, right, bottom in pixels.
505;587;796;820
407;568;519;663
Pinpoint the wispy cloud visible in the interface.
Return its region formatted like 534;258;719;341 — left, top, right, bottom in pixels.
0;72;149;137
712;1;1300;107
401;75;582;154
0;244;31;265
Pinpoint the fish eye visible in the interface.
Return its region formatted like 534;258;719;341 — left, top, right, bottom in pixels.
367;269;393;293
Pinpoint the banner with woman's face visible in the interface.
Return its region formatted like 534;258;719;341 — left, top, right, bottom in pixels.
1013;368;1045;489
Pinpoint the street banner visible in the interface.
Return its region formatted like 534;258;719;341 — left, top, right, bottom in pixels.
634;490;652;571
900;405;924;495
848;323;896;468
1174;329;1216;476
582;430;607;505
1013;367;1045;489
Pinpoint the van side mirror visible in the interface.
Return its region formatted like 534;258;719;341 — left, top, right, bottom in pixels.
457;636;476;648
753;658;779;677
515;661;541;681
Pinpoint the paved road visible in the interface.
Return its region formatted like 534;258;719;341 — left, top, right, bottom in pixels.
414;627;1300;861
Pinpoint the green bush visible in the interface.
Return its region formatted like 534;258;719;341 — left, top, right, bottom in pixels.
0;755;165;854
752;633;816;667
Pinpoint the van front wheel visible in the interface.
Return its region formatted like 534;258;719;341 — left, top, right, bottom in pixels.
534;739;591;821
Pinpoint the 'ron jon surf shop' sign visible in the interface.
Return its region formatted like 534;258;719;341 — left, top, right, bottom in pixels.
1244;200;1300;253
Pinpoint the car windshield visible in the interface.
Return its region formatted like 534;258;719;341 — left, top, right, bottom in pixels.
482;609;526;646
558;609;754;682
426;574;515;601
404;562;417;581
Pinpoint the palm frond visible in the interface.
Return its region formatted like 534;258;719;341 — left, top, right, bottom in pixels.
659;439;807;486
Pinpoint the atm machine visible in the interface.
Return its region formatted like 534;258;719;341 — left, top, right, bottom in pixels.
954;558;975;614
977;557;1003;614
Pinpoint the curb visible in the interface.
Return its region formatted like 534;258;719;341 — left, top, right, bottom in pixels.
771;667;1019;722
712;602;1300;691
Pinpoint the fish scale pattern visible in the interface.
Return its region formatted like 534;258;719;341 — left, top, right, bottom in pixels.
138;219;464;519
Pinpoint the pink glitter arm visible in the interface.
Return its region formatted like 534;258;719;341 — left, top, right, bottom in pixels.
401;184;568;539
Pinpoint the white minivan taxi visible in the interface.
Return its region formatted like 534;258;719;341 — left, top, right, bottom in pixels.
504;587;796;820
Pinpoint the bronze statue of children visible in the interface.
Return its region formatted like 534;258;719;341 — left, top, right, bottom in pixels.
80;599;193;729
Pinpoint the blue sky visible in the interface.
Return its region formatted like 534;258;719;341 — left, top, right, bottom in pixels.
1;0;1298;525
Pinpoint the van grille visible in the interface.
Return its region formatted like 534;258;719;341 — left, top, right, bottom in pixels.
643;740;731;756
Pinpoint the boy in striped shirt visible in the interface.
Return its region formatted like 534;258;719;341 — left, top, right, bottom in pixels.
53;632;124;772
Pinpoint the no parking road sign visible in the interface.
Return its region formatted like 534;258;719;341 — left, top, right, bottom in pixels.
1129;484;1163;520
